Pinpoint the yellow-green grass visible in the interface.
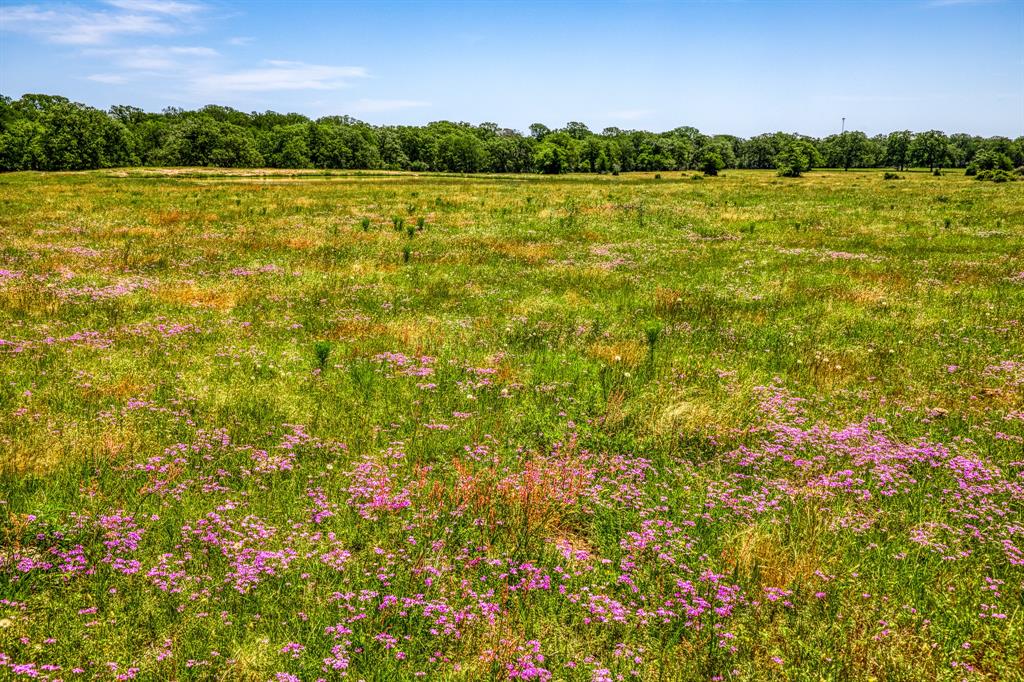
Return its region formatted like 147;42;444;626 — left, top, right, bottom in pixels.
0;169;1022;681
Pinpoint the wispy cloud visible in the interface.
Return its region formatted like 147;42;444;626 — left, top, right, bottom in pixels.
192;61;368;93
84;45;218;70
925;0;1000;6
0;1;205;45
85;73;129;84
349;98;429;113
2;1;376;104
103;0;203;16
0;5;172;44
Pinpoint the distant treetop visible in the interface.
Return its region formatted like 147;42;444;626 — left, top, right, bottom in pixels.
1;93;1021;173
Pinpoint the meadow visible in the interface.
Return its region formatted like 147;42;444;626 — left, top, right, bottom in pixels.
0;167;1022;681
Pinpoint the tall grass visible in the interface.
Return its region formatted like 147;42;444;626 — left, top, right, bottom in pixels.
0;169;1022;680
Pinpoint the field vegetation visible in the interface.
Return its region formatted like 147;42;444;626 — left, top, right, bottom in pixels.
1;168;1023;680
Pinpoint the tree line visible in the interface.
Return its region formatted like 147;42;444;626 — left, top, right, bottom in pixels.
2;93;1022;175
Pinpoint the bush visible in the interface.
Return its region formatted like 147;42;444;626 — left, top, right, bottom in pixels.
775;141;813;178
972;150;1013;173
883;172;901;180
976;169;1016;183
965;164;977;176
698;151;724;176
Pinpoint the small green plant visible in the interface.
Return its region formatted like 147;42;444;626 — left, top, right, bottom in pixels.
883;172;901;180
393;216;404;231
406;226;415;239
643;320;664;356
361;217;371;231
402;245;412;263
313;340;331;371
416;217;425;230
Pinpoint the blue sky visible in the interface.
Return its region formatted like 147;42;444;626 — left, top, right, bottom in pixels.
1;0;1021;136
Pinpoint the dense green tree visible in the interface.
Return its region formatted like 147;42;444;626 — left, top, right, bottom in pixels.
534;141;566;174
37;102;129;170
561;121;591;140
310;122;378;169
109;104;146;126
528;123;551;141
0;118;46;170
154;116;260;167
740;133;789;169
824;131;869;170
486;134;535;173
711;135;742;168
948;133;981;168
1011;137;1024;167
776;138;820;177
911;130;951;172
966;149;1013;175
0;95;15;127
0;92;1016;176
697;148;725;176
377;129;408;170
884;131;912;171
11;94;71;119
264;124;311;168
436;132;486;173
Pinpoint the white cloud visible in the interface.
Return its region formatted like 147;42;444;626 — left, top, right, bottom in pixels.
926;0;999;6
86;73;129;84
2;2;377;105
192;61;368;92
349;98;429;113
0;2;200;45
103;0;203;16
84;45;218;70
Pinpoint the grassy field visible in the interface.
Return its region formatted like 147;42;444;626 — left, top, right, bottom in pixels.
0;168;1022;681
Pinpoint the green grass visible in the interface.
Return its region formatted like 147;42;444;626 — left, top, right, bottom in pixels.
0;168;1022;681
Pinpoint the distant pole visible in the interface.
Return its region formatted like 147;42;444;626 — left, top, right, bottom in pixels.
841;117;846;134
